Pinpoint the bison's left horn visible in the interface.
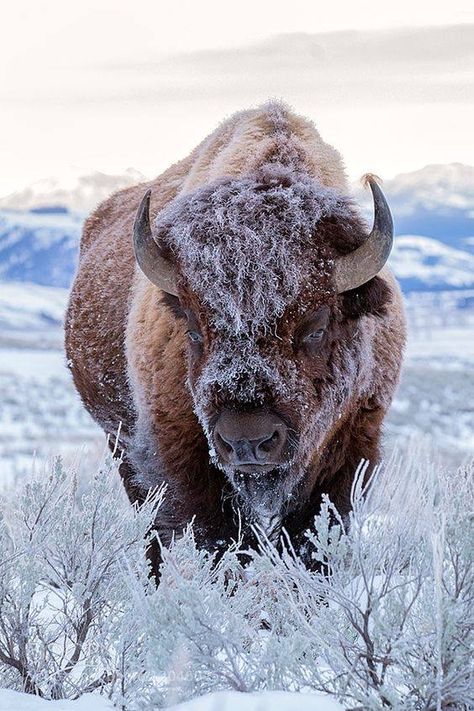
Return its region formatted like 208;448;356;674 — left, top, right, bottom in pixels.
133;189;179;296
333;175;393;293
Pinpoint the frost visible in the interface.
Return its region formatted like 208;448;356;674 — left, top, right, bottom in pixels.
0;456;162;701
155;163;354;335
150;162;378;490
0;449;472;709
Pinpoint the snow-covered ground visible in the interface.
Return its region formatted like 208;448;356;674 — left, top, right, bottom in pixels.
0;689;113;711
0;689;343;711
170;691;343;711
0;291;102;488
0;282;68;332
0;348;101;489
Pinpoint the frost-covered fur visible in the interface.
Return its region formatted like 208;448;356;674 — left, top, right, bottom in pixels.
157;164;352;333
65;101;406;564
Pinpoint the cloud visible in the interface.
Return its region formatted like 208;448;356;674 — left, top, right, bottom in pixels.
87;25;474;107
2;25;473;108
1;24;473;193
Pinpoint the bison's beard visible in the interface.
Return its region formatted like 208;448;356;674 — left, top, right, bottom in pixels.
223;463;304;542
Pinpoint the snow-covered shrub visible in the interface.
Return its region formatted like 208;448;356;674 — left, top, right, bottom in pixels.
264;456;474;710
132;451;473;710
129;529;306;708
0;449;472;710
0;456;161;701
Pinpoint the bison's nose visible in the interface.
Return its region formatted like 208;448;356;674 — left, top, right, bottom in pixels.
214;410;288;470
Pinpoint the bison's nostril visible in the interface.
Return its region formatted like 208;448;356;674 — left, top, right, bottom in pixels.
216;433;233;455
257;430;280;455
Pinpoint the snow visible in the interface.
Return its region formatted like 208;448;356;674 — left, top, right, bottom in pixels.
407;324;474;360
0;689;343;711
0;210;82;235
0;338;101;489
0;210;81;259
0;213;81;287
1;158;474;710
168;690;344;710
1;281;473;490
3;163;474;293
0;690;113;711
0;281;69;333
389;234;474;288
0;283;472;708
0;348;66;379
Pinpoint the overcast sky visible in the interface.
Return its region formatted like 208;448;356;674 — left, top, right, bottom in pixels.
1;1;474;194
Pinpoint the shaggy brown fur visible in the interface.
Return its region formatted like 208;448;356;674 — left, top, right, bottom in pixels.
65;101;406;567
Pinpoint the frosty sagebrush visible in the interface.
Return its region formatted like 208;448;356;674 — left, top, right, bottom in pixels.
0;457;162;702
0;450;472;710
137;452;473;711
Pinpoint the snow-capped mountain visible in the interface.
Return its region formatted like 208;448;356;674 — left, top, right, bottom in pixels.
355;163;474;253
0;168;147;214
389;235;474;292
355;163;474;213
385;163;474;212
0;281;68;332
0;163;473;292
0;209;82;287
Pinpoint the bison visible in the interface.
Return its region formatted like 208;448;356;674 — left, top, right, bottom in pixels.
65;101;405;566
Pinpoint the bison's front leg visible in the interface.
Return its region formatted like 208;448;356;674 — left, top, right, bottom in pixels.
116;457;162;582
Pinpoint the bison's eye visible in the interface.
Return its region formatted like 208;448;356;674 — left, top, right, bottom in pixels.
295;307;330;352
303;328;325;344
187;330;203;344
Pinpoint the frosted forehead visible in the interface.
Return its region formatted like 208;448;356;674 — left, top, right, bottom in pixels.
154;164;353;333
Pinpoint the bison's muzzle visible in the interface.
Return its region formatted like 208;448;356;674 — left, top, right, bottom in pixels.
214;409;289;472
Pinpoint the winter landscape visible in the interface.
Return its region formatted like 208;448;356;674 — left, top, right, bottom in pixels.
0;161;472;710
3;0;474;702
1;163;474;487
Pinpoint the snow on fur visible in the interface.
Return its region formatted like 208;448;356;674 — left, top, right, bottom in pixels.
154;162;362;474
154;163;352;334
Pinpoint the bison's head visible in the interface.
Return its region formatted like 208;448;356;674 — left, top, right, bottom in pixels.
133;164;393;530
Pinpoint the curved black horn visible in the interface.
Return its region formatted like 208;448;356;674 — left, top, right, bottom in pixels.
133;189;178;296
333;175;393;293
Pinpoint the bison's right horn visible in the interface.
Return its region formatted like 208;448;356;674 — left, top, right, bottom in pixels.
133;189;179;296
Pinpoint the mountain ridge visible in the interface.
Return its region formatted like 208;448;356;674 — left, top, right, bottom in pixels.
0;168;147;214
2;163;473;215
0;163;473;292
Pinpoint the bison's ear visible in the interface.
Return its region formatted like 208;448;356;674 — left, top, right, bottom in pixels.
161;292;187;321
133;190;179;296
340;275;391;320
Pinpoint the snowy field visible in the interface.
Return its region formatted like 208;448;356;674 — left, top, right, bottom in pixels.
0;689;343;711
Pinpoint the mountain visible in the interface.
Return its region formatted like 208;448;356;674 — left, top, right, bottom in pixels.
0;168;147;214
384;163;474;213
355;163;474;253
0;168;148;286
0;281;69;333
0;163;473;292
389;235;474;292
0;209;82;287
